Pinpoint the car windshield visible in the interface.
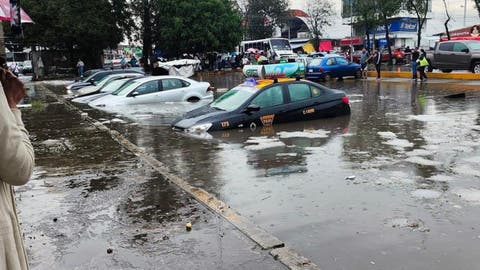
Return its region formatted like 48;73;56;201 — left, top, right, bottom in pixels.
99;78;131;93
111;78;142;95
270;39;291;50
210;87;255;111
466;41;480;50
308;58;323;66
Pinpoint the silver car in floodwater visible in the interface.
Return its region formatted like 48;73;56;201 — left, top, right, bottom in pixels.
89;76;214;107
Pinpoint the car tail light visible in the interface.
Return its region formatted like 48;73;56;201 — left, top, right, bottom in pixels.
341;96;349;104
318;67;324;72
207;86;215;92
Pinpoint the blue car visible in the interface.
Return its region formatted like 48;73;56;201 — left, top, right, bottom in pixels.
305;54;362;81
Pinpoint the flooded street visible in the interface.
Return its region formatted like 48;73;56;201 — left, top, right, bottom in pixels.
20;74;480;269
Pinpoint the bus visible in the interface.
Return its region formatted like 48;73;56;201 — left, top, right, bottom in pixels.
239;38;297;63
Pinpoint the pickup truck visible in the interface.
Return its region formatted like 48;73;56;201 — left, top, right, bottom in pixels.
426;40;480;73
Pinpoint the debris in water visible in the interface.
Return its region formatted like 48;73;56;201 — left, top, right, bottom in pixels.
186;222;192;231
80;112;88;120
444;93;465;99
107;248;113;254
345;175;356;180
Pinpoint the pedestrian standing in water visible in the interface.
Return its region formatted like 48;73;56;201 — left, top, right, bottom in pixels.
76;59;85;78
370;49;382;80
359;48;370;79
0;65;35;270
417;49;429;82
411;47;420;81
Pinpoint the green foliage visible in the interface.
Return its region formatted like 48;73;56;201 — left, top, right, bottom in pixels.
20;0;129;67
131;0;242;57
152;0;242;56
244;0;289;39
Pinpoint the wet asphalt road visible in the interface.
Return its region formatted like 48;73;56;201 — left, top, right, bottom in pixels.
17;86;286;270
19;74;480;269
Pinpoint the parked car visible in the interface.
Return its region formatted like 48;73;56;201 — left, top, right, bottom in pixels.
72;77;141;104
89;76;213;107
66;68;145;90
72;73;144;97
351;49;404;64
305;54;362;81
22;60;32;74
171;77;350;133
426;40;480;73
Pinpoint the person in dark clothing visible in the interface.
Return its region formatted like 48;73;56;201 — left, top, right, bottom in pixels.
370;49;382;80
411;47;420;81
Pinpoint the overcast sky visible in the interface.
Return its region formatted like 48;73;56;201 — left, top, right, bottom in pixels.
289;0;480;38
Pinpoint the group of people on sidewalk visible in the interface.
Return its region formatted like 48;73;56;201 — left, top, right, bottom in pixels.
358;47;429;81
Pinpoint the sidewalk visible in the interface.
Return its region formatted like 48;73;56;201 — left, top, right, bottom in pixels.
16;83;287;270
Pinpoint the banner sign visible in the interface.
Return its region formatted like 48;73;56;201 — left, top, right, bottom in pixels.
375;18;417;34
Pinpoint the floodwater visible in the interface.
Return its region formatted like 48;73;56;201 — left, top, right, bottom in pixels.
29;74;480;269
17;85;285;270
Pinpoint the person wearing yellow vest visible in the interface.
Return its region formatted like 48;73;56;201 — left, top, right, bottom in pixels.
416;49;429;82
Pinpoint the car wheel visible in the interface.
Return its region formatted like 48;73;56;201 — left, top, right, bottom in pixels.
187;96;200;103
472;62;480;74
441;69;452;73
354;69;362;79
323;74;331;82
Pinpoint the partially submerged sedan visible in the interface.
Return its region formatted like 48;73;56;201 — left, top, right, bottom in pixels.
89;76;214;107
305;54;361;81
172;78;350;133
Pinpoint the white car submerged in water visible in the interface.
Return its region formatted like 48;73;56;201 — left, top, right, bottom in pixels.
88;76;214;107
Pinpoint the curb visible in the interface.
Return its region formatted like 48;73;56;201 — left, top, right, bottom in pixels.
367;70;480;80
39;84;322;270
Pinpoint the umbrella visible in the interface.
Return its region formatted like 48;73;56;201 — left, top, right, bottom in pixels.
246;48;258;53
0;0;33;23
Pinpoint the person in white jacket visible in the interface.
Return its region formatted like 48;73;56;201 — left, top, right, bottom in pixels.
0;67;35;270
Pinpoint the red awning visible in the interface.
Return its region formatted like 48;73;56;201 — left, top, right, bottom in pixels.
319;40;332;51
0;0;33;23
340;37;363;46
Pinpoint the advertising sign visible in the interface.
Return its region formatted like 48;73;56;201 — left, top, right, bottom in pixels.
375;18;417;34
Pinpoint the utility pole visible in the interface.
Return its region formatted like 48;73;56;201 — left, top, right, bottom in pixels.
463;0;467;27
350;0;353;62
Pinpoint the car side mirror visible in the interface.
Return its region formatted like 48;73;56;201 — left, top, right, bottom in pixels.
462;48;469;53
243;104;260;113
88;78;95;84
130;91;140;97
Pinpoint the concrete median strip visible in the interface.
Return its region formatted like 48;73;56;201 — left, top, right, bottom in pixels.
367;70;480;80
39;84;321;270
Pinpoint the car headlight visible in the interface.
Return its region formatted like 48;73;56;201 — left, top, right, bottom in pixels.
186;123;212;133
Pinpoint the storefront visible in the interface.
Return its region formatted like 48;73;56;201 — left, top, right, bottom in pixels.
373;17;418;48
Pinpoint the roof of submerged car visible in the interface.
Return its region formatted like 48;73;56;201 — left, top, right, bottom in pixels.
241;78;297;90
130;75;198;83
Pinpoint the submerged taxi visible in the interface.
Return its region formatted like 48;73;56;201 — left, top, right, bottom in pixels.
171;77;350;133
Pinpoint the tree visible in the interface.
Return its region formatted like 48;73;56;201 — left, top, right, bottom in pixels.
376;0;402;64
304;0;334;52
21;0;130;68
474;0;480;18
352;0;379;50
442;0;451;40
147;0;242;57
243;0;289;39
405;0;430;47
